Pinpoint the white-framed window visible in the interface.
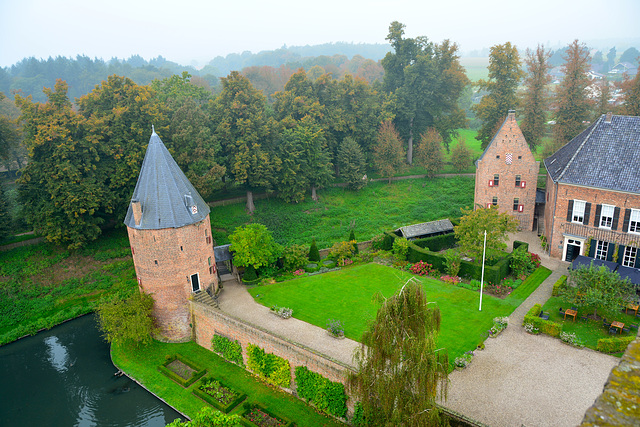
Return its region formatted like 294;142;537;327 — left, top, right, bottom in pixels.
572;200;586;224
600;204;615;229
595;240;609;260
622;246;638;267
629;209;640;234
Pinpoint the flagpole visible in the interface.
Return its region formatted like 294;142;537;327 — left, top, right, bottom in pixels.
479;230;486;311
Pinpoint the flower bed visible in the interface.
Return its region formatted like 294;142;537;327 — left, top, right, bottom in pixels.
241;403;294;427
158;354;206;387
488;317;508;338
454;351;474;369
270;305;293;319
192;376;246;413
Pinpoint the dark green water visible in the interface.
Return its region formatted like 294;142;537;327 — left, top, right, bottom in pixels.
0;314;183;426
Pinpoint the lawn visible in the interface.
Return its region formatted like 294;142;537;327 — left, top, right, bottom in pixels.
249;263;551;363
542;296;638;354
210;176;475;248
111;340;344;426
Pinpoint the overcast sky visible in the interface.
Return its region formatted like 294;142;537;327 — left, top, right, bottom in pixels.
1;0;639;68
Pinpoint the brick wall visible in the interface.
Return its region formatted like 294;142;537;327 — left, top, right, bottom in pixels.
474;112;539;230
545;181;640;259
192;302;353;388
127;215;219;342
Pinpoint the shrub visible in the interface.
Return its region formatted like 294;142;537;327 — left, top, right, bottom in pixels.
370;234;385;250
440;275;461;285
282;244;309;271
596;336;634;353
409;260;436;277
559;331;585;348
392;237;410;261
246;344;291;388
352;402;367;427
192;377;247;413
411;232;457;252
513;240;529;252
270;305;293;319
349;230;359;254
454;351;474;368
552;275;567;296
212;334;244;366
326;319;344;337
523;322;540;334
328;241;355;263
243;265;258;281
489;317;508;336
308;239;320;262
295;366;348;418
305;263;319;272
510;246;536;278
523;305;563;337
443;249;461;277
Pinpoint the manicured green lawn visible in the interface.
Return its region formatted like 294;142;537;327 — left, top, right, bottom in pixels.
210;177;475;248
542;296;638;353
111;340;344;426
249;263;551;363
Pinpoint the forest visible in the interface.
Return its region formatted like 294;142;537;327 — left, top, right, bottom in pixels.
1;21;639;250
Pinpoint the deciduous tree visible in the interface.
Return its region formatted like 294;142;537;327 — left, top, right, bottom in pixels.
552;40;592;148
454;206;518;259
0;182;11;241
96;291;155;347
520;46;551;151
620;70;640;116
414;128;444;177
229;224;282;272
373;120;404;183
450;135;473;172
347;279;448;426
473;42;524;149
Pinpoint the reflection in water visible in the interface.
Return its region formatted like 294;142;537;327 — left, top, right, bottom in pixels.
0;314;183;427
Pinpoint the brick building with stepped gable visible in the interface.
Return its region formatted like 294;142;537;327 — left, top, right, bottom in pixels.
124;128;219;342
544;113;640;273
474;110;539;230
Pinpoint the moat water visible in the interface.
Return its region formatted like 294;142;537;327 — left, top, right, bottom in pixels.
0;314;183;426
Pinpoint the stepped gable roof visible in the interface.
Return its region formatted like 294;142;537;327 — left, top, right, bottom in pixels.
124;129;210;230
544;114;640;194
475;110;527;165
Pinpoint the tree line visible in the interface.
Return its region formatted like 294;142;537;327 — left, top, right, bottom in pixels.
2;22;640;248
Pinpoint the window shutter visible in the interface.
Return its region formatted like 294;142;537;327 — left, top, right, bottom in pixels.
486;203;492;208
606;243;615;262
635;251;640;269
584;203;591;225
594;204;602;227
521;181;526;188
566;200;574;222
612;207;621;230
489;180;494;187
518;204;524;212
588;243;596;258
623;208;631;232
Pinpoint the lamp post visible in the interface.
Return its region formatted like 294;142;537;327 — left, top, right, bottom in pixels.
479;230;487;311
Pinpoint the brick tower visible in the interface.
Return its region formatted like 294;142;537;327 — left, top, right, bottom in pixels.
474;111;539;230
124;128;218;342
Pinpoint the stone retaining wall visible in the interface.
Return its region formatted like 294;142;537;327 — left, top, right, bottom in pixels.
0;237;43;252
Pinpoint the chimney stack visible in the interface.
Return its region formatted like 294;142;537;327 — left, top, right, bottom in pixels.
508;109;516;121
605;112;613;123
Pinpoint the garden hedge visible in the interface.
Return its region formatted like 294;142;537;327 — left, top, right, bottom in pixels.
596;336;634;353
212;334;244;366
552;275;567;297
523;304;563;337
158;354;207;388
192;376;247;413
411;232;457;252
246;344;291;388
383;230;512;283
294;366;347;418
240;403;294;427
513;240;529;252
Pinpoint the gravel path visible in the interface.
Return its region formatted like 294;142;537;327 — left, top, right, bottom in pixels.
217;231;621;426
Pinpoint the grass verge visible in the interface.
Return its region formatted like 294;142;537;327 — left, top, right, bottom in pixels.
111;340;345;426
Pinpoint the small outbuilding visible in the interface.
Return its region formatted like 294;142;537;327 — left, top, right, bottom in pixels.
395;219;454;241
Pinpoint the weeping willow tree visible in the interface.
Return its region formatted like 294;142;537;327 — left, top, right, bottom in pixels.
347;279;449;426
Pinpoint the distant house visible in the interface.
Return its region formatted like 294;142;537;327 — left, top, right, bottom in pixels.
586;70;604;80
474;111;539;231
543;113;640;279
609;62;638;76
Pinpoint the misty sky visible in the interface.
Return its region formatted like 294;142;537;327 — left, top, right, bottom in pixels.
1;0;639;68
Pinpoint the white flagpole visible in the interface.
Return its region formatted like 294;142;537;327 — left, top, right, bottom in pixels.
479;230;486;311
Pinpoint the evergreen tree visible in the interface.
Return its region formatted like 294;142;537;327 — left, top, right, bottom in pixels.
520;46;551;151
308;238;320;262
553;40;592;149
619;47;640;66
337;137;367;190
414;128;445;178
373;120;404;183
473;42;525;149
347;279;448;426
349;229;358;254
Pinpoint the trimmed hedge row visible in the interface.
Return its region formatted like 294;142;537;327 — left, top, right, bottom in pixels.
212;334;244;366
596;336;635;353
294;366;347;419
523;304;563;337
158;354;207;388
192;376;247;413
552;275;567;297
384;231;512;284
246;344;291;388
240;403;294;427
513;240;529;252
411;232;457;252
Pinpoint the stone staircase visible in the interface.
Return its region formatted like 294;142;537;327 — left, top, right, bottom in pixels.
193;290;219;308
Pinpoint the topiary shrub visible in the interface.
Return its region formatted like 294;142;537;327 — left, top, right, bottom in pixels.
597;336;634;353
243;265;257;281
552;275;567;296
349;230;359;254
392;237;410;261
308;238;320;262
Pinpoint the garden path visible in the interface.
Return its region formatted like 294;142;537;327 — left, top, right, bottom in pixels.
442;230;621;427
216;278;360;368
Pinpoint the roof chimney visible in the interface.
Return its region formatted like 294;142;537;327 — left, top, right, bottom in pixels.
508;109;516;121
131;199;142;226
605;112;613;123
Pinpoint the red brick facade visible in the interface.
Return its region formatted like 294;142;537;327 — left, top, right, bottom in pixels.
127;215;219;342
544;178;640;262
474;112;539;230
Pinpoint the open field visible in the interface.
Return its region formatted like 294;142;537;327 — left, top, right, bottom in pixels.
249;263;552;363
210;176;475;248
460;57;489;82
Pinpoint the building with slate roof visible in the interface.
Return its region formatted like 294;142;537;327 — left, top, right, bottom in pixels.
543;113;640;278
395;219;454;240
474;111;539;231
125;129;219;342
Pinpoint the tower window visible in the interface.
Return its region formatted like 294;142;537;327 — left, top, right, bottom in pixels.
513;198;519;211
518;155;522;159
180;246;183;251
492;197;498;206
496;155;500;159
208;256;211;266
154;260;158;265
493;174;499;186
515;175;521;187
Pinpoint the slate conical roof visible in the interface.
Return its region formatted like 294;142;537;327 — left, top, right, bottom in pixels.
123;129;210;229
